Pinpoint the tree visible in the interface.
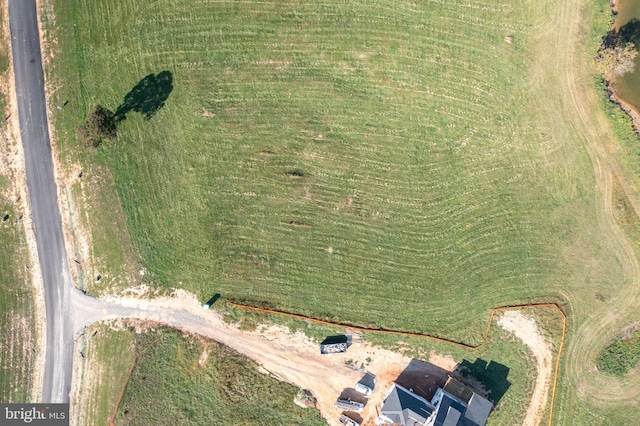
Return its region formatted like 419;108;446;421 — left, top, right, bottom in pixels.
78;104;117;147
597;41;639;79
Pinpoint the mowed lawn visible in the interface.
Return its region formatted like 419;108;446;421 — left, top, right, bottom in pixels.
0;201;35;402
47;0;621;343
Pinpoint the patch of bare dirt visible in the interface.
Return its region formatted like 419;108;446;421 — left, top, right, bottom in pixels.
3;313;34;400
303;184;313;200
201;108;215;118
58;177;94;291
253;59;292;70
339;62;357;73
197;348;210;367
429;351;458;371
35;0;58;69
621;321;640;340
498;311;553;426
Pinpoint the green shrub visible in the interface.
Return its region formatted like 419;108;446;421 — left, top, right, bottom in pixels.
596;329;640;375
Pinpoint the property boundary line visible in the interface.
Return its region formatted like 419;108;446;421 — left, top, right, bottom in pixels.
227;301;567;426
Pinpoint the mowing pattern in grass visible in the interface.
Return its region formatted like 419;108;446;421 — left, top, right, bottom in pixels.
115;327;325;425
47;0;619;343
0;201;34;402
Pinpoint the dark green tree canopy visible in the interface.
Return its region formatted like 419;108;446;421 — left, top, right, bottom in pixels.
78;104;117;148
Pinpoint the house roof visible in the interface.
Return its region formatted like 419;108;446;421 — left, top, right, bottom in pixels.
433;392;469;426
464;394;493;426
433;390;492;426
442;377;474;403
437;377;492;426
379;379;493;426
380;384;435;426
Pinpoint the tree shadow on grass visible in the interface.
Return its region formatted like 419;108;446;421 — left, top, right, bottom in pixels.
115;70;173;122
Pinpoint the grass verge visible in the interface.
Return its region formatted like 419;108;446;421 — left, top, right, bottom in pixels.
72;322;137;425
0;200;35;402
0;3;35;402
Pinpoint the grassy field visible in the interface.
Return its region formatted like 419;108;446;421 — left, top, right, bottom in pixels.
0;4;35;402
44;0;620;345
0;200;35;402
41;0;640;424
112;326;325;425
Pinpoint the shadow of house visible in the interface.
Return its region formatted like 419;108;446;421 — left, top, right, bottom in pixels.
394;358;450;401
456;359;510;404
115;71;173;122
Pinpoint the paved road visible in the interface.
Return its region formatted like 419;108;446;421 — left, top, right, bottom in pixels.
8;0;73;403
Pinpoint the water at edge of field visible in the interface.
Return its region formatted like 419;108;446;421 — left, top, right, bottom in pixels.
611;0;640;114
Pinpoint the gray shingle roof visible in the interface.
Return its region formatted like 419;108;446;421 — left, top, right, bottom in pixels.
433;391;492;426
464;393;493;426
433;392;469;426
379;381;492;426
380;384;435;426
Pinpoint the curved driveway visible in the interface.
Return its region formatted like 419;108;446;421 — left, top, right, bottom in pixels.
8;0;73;403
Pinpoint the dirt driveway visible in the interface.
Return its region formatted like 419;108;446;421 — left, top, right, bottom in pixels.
70;289;552;426
71;288;430;425
497;311;553;426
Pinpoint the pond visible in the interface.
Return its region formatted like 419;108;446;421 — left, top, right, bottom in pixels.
611;0;640;113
